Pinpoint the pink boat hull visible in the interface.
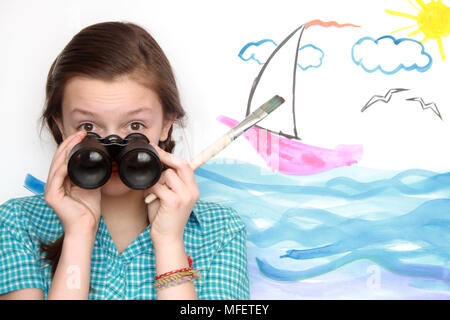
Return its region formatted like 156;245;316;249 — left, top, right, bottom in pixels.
217;115;363;175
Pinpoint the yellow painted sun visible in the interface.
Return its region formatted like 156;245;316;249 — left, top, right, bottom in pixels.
386;0;450;60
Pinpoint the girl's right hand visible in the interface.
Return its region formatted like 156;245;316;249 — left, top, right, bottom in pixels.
44;130;101;237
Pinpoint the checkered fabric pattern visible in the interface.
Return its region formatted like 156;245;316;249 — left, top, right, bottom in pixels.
0;195;249;299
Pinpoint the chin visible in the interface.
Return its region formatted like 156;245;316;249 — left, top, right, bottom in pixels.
100;174;133;197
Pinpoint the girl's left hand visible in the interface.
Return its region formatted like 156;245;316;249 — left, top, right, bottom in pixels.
145;142;200;244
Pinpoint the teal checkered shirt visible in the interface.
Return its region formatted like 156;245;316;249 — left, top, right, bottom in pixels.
0;195;249;299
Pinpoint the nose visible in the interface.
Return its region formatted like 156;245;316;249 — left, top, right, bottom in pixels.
103;134;123;144
102;127;126;140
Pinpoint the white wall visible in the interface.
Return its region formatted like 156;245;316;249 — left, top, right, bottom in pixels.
1;0;449;203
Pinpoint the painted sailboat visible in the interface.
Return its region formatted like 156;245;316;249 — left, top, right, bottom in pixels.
217;21;363;175
217;115;362;175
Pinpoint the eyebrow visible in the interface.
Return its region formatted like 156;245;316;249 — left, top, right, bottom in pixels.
71;107;154;117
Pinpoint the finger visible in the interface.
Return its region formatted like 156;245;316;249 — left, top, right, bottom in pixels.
48;131;86;181
49;130;86;169
146;192;160;224
159;169;191;200
46;156;71;203
147;181;178;205
151;142;197;189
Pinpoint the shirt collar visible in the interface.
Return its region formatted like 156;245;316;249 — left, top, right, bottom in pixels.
188;200;203;229
96;200;205;261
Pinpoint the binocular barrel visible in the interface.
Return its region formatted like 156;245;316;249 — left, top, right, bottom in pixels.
68;132;162;190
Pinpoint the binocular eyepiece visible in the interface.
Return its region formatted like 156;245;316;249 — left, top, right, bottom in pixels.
68;132;163;190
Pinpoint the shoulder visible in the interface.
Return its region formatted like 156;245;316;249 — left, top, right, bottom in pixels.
0;194;54;224
0;196;49;296
0;194;61;240
193;199;246;236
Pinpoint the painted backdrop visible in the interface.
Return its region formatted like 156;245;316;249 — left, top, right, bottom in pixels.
2;0;449;299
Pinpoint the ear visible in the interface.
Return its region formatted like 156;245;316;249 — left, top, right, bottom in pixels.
159;114;176;142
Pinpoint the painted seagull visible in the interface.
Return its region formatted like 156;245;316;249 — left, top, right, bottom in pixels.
361;88;409;112
406;97;443;120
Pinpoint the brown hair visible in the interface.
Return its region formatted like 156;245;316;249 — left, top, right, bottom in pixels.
39;21;186;279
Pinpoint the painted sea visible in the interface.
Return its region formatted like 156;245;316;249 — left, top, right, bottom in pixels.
24;160;450;299
195;159;450;299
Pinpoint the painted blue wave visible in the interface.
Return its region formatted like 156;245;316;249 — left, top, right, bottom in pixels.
195;166;450;199
245;198;450;249
255;198;450;282
24;173;45;194
194;161;450;293
257;247;450;283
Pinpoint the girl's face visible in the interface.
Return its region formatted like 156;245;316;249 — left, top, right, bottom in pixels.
56;75;174;197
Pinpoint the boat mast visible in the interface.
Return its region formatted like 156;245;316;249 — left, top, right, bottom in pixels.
291;25;306;140
245;23;306;140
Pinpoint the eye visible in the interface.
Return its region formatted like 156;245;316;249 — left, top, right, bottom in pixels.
127;121;145;131
78;122;96;132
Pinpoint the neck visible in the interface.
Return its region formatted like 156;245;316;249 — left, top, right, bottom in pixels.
100;190;149;253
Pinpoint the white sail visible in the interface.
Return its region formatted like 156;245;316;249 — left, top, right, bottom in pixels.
245;24;306;141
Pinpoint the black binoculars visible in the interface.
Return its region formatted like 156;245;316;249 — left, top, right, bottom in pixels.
68;132;163;190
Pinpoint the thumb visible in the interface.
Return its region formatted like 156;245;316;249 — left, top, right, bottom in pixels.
146;197;160;225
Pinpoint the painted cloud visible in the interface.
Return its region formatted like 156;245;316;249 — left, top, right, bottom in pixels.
351;35;432;74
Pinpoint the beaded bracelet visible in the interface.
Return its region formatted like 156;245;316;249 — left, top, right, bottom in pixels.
154;270;201;292
153;255;201;292
154;255;194;280
154;275;193;292
154;266;193;280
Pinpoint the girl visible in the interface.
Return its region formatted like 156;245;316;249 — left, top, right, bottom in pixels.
0;22;249;300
